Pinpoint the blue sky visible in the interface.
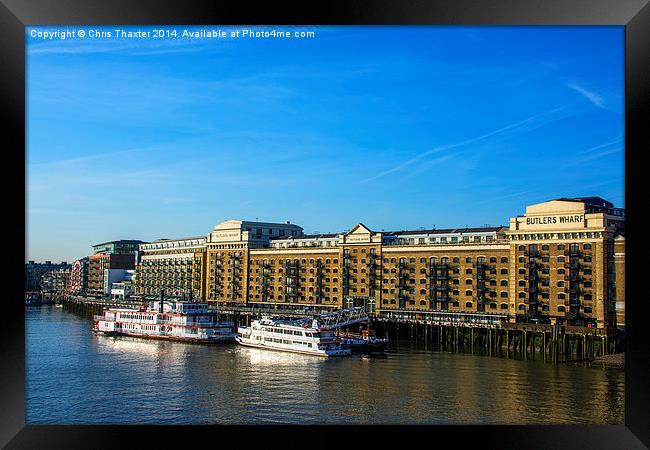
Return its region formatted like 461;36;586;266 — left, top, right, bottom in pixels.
26;26;624;263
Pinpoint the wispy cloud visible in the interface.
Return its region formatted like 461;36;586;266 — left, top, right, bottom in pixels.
28;146;151;168
575;135;623;155
361;104;575;183
471;190;531;206
566;83;605;109
563;135;624;167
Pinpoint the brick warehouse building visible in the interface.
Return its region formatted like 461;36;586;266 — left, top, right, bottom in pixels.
134;197;624;330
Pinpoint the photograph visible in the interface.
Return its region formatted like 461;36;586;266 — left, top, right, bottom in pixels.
22;24;628;427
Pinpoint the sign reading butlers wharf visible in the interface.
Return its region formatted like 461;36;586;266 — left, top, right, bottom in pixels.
509;199;610;232
525;214;584;226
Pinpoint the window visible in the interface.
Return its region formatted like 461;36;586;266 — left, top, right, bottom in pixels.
500;269;508;275
501;257;508;263
465;257;472;263
558;306;566;312
465;302;473;307
500;292;508;298
500;303;508;310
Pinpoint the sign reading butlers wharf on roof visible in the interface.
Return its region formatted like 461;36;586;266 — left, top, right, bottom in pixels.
525;214;584;226
509;199;607;232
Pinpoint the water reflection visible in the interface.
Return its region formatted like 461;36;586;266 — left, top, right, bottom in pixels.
26;307;625;425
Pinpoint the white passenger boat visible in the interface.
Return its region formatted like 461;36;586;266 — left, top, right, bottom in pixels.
93;300;236;343
236;316;351;357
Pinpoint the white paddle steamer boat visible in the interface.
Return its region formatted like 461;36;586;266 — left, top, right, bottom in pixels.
93;299;236;343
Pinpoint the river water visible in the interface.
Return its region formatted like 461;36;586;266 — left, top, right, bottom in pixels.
26;305;624;424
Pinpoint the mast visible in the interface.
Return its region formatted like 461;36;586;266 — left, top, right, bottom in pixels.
159;289;164;313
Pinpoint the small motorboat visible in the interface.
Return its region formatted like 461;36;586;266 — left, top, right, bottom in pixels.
337;328;388;354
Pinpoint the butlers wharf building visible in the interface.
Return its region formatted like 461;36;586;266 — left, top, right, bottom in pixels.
132;196;625;333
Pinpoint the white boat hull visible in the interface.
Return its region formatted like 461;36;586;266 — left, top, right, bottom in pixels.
95;329;236;343
235;334;351;357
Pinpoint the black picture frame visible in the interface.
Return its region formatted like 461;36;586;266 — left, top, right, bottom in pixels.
3;0;648;448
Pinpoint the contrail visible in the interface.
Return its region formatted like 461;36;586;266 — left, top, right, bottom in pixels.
361;103;576;183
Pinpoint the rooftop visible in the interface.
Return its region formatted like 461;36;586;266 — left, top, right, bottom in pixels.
92;239;147;247
270;225;505;241
151;236;206;243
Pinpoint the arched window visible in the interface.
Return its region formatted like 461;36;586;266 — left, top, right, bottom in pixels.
489;303;497;309
465;302;473;308
500;291;508;298
518;304;526;310
542;245;549;251
500;303;508;310
558;305;566;312
465;290;472;296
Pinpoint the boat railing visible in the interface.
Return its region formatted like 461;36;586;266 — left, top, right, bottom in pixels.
93;315;104;321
